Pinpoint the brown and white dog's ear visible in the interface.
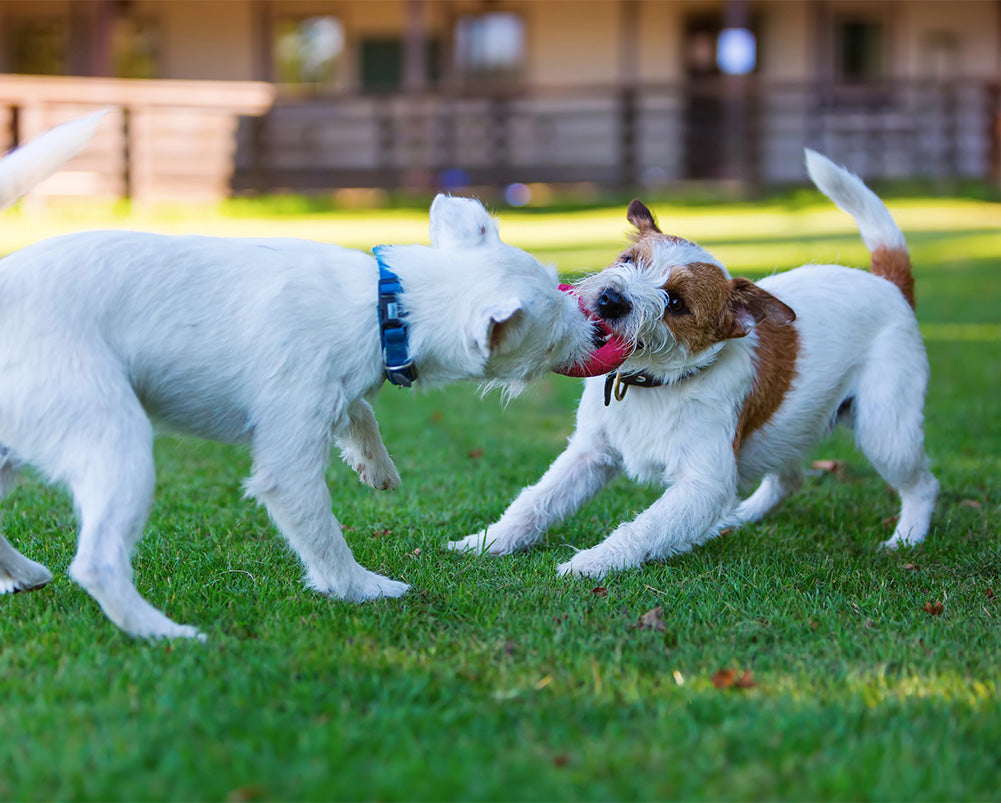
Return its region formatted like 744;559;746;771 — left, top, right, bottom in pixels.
626;199;662;235
724;278;796;339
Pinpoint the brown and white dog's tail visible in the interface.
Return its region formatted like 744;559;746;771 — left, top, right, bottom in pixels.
805;149;914;309
0;109;109;212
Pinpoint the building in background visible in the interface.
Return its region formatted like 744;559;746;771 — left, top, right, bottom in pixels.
0;0;999;202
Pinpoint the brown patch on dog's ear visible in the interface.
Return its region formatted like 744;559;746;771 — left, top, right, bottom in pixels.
723;278;796;339
627;199;661;235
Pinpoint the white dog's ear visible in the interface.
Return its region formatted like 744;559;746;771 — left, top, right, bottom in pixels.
429;195;499;249
475;298;525;358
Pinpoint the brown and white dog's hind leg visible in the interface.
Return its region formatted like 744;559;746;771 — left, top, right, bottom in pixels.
449;433;620;556
852;329;938;549
725;466;805;529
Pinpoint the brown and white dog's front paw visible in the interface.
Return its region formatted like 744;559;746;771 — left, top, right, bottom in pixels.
447;532;492;555
557;542;629;579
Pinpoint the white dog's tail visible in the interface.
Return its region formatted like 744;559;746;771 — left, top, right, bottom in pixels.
805;148;914;309
0;109;109;212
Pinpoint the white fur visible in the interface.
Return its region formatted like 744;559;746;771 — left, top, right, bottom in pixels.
452;153;937;578
0;114;598;639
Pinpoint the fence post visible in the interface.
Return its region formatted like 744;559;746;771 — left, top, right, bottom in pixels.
990;82;1001;186
619;86;638;189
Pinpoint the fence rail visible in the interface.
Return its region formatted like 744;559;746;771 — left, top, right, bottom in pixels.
1;73;998;202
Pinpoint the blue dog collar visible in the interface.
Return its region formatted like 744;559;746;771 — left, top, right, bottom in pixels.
373;245;417;388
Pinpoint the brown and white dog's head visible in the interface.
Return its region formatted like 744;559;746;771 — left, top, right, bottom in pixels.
575;200;795;378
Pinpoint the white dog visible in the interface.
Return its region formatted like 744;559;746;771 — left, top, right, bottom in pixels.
0;112;626;639
451;151;938;579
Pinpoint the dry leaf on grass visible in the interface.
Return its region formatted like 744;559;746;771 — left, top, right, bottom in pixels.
227;787;265;803
959;499;983;509
811;459;847;479
923;600;944;616
591;586;608;597
637;605;666;632
902;563;920;571
711;668;756;690
468;448;485;459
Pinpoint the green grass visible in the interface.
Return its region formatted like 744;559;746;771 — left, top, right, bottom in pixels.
1;195;1001;800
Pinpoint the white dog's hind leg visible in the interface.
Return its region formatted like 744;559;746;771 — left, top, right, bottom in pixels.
335;400;401;491
60;399;203;640
449;437;620;555
0;452;52;593
248;426;408;602
0;535;52;594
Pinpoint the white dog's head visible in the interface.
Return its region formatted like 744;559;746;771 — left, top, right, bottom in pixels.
382;195;628;394
575;200;795;379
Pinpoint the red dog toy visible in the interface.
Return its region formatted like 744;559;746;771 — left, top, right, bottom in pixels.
553;284;632;377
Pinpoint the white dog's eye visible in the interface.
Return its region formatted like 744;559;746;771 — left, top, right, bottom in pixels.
620;253;633;264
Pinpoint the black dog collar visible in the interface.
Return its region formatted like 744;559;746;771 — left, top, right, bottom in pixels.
603;372;664;405
603;363;714;406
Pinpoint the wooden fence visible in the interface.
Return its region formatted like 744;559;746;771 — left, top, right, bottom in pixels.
1;73;998;202
0;74;274;203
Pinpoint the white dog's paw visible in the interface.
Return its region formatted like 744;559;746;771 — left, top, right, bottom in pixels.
119;614;206;642
351;569;410;602
312;567;409;603
447;531;494;555
148;623;207;642
357;457;401;491
0;560;53;594
879;534;920;551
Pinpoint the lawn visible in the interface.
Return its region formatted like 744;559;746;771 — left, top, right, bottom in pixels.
1;192;1000;801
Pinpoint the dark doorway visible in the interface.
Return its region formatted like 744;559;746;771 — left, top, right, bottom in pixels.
683;14;726;179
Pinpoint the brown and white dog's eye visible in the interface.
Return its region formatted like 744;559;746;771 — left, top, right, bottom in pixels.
619;252;634;264
664;293;687;315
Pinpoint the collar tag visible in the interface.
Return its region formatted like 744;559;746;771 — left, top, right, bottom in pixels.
374;246;417;388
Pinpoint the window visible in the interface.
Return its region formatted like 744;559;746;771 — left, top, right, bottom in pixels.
835;19;885;83
8;19;67;75
112;17;159;79
275;16;344;91
455;12;525;82
359;38;440;93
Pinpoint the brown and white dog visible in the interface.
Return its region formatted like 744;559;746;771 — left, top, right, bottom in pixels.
450;150;938;578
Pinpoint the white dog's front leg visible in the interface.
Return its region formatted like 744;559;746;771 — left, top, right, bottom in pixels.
449;435;619;555
335;400;400;491
249;429;408;602
558;475;737;579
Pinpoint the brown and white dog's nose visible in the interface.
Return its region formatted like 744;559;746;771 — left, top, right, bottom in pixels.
595;288;631;321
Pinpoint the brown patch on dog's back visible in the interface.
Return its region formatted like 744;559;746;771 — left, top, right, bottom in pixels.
734;321;800;454
871;246;915;309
